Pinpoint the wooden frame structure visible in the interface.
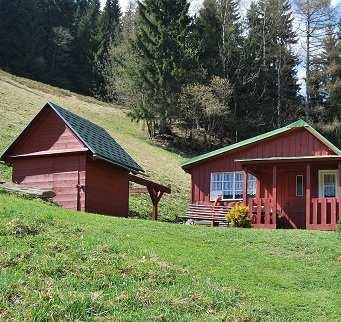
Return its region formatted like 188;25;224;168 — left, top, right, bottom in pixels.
128;174;171;220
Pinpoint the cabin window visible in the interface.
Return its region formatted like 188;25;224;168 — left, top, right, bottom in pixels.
318;170;338;198
210;172;256;201
296;175;304;197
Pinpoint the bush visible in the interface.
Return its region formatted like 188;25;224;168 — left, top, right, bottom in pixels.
226;203;251;228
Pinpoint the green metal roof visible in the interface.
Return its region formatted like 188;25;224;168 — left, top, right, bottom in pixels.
1;102;144;174
236;155;341;163
181;119;341;169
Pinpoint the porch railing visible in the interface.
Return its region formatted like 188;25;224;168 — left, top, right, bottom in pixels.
307;198;340;231
248;198;276;229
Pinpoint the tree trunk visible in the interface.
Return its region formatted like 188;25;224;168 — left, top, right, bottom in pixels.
305;17;311;119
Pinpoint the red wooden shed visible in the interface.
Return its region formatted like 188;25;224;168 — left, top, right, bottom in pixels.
1;102;170;218
182;120;341;230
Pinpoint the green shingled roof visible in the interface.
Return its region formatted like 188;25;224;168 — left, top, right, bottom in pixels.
181;119;341;169
48;102;144;173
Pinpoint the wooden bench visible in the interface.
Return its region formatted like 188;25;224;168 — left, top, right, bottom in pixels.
180;204;231;226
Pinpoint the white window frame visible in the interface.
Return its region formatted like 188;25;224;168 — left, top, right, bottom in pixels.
210;171;256;201
296;175;304;197
318;170;339;198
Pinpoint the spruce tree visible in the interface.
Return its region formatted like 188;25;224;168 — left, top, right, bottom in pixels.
244;0;300;131
94;0;122;100
131;0;193;136
311;23;341;120
71;0;101;94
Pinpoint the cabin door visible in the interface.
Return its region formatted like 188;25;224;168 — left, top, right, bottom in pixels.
277;171;306;229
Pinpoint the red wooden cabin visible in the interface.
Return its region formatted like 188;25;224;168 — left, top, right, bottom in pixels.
182;120;341;230
1;102;170;218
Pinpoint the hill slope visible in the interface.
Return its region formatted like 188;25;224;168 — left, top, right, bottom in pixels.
0;192;340;321
0;70;190;220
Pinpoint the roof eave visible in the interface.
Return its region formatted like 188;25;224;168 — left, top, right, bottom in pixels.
93;154;144;174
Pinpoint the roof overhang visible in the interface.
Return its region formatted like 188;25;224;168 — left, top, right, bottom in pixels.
236;155;341;165
128;174;171;194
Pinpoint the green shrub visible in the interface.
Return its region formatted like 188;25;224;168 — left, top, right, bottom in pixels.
225;203;251;228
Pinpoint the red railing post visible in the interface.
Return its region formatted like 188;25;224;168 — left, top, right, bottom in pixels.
243;170;248;205
338;161;341;225
272;165;277;227
306;163;311;228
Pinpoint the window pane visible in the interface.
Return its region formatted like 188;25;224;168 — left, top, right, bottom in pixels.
224;173;234;182
248;175;256;197
324;174;335;185
212;182;222;191
324;185;336;197
323;173;336;197
223;191;234;199
235;173;244;182
223;181;233;190
296;175;304;197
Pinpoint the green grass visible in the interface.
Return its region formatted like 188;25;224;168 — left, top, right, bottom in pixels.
1;192;341;321
0;70;190;221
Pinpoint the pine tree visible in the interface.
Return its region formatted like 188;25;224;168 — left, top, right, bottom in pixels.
98;0;121;59
295;0;336;117
243;0;300;132
71;0;101;94
94;0;122;100
195;0;222;78
131;0;194;136
310;22;341;120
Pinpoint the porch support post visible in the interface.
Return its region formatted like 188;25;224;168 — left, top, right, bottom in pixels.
306;163;311;229
243;170;248;205
272;165;277;225
147;187;164;221
256;176;261;199
336;161;341;223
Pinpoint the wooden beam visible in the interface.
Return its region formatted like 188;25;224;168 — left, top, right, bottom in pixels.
8;148;88;159
243;171;248;205
128;174;170;221
256;176;261;199
306;163;311;228
0;182;55;200
128;174;171;194
338;161;341;224
272;165;277;226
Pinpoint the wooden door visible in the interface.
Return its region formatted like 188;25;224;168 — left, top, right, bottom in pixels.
277;171;306;229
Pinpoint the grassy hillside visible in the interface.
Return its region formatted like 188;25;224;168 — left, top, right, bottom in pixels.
0;70;190;221
0;192;340;321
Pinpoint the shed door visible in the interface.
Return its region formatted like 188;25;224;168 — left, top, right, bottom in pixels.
52;171;79;210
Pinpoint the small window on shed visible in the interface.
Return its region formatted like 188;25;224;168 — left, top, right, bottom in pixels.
296;175;304;197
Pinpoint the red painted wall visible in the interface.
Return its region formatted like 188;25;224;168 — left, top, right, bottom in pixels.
189;128;336;204
85;158;129;217
12;154;86;210
10;108;85;155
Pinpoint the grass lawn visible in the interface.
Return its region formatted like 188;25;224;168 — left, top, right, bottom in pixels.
0;70;190;221
1;192;340;321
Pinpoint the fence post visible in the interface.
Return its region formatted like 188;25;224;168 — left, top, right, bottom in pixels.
306;163;311;229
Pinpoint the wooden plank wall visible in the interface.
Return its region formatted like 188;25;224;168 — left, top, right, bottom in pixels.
190;128;336;204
